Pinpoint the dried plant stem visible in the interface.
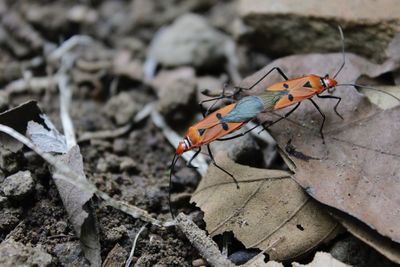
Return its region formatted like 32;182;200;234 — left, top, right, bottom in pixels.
175;213;235;267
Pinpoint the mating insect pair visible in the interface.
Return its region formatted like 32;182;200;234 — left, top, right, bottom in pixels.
168;26;400;217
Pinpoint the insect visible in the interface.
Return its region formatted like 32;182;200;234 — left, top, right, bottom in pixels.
168;25;400;217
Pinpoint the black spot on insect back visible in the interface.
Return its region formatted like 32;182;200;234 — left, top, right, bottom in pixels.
288;94;294;101
303;81;312;88
283;83;289;89
198;128;206;136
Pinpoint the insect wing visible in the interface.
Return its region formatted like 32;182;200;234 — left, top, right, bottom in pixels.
193;104;236;130
200;120;245;144
270;77;321;110
221;96;264;123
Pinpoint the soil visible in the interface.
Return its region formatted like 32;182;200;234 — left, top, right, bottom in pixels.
0;1;398;267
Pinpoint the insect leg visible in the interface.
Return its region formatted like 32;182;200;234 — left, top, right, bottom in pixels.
235;67;289;92
308;98;326;142
259;102;301;132
207;144;240;189
199;83;231;117
317;94;343;119
187;148;201;168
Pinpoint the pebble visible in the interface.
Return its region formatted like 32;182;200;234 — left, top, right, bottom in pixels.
0;149;22;173
103;92;141;125
149;13;230;70
53;241;90;267
0;207;21;231
0;239;52;267
1;170;35;200
119;157;138;173
153;67;197;123
104;225;127;243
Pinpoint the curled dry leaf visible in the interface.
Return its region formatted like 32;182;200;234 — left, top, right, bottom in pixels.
0;100;44;152
191;153;338;261
239;53;400;244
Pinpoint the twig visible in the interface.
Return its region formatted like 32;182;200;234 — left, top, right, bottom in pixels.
78;102;154;143
49;35;93;62
0;124;162;226
125;224;148;267
151;111;208;176
58;72;76;148
5;76;58;94
175;213;235;267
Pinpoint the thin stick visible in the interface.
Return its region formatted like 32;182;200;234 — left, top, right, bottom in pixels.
78;102;154;143
125;224;148;267
58;72;76;148
175;213;235;267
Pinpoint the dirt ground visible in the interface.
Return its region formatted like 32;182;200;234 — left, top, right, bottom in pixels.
0;0;399;266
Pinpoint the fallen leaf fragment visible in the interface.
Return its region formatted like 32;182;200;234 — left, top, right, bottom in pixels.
0;100;43;152
27;115;68;153
191;153;338;261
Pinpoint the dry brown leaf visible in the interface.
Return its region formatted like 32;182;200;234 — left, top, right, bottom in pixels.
240;53;400;243
292;252;350;267
191;153;339;261
331;210;400;264
53;146;101;267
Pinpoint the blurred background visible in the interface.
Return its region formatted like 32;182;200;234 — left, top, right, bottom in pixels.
0;0;400;266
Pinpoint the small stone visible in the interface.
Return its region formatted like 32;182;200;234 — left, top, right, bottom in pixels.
0;207;21;231
119;157;138;173
53;241;90;267
96;154;121;173
1;170;35;200
54;220;68;234
0;239;52;267
153;67;197;124
104;92;141;125
104;225;127;243
0;195;8;208
113;138;128;155
0;149;22;173
149;13;230;70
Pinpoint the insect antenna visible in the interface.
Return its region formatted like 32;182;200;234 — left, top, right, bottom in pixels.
336;84;400;102
169;154;179;219
333;25;346;79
